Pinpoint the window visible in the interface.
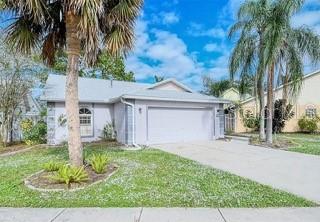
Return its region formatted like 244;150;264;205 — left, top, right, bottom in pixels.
79;108;93;137
306;107;317;118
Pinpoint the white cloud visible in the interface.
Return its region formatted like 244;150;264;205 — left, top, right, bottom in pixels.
204;43;224;53
152;11;180;25
188;23;226;39
162;12;180;25
126;19;205;87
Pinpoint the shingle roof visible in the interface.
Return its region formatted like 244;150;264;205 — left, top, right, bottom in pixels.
41;74;151;103
41;74;227;104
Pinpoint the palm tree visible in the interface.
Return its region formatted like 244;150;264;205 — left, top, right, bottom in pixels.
263;0;320;144
1;0;143;166
229;0;272;141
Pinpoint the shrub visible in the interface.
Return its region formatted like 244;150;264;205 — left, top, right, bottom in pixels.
49;164;88;188
43;161;64;172
89;154;109;174
241;110;259;130
298;115;320;133
21;119;47;145
102;123;116;140
272;99;294;133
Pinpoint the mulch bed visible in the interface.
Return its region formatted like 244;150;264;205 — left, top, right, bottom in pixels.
0;143;28;155
25;163;119;191
249;136;295;150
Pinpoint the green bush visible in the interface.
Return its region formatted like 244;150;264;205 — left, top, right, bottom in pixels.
49;164;88;188
241;110;259;130
43;161;64;172
89;154;109;174
21;119;47;145
298;116;320;133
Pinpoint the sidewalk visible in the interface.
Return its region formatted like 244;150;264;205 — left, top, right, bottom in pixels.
1;207;319;222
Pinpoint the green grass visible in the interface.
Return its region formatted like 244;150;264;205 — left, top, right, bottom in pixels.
277;133;320;156
0;145;315;208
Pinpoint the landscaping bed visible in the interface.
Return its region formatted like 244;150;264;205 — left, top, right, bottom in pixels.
25;163;118;191
0;145;315;207
0;143;29;154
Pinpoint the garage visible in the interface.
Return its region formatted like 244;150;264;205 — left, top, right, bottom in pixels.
147;106;214;144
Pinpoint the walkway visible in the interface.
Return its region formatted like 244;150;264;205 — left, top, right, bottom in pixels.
1;207;319;222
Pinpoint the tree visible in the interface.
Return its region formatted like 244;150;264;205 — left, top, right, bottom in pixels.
229;0;272;142
263;0;320;143
202;76;232;97
154;75;165;83
48;51;136;82
1;0;143;166
0;44;34;146
97;53;135;82
272;99;294;133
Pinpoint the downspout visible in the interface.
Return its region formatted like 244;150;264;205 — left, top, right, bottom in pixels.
120;97;140;148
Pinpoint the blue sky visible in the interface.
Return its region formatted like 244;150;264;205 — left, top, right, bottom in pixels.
126;0;320;90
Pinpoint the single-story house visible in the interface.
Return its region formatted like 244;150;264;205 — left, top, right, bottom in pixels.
225;69;320;133
41;74;228;145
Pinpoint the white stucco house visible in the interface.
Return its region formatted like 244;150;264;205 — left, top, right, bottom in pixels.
41;74;228;145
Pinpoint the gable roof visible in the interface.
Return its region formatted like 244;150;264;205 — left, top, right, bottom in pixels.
146;78;194;92
241;69;320;105
41;74;227;104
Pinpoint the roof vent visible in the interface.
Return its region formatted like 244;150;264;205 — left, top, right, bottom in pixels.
110;77;113;88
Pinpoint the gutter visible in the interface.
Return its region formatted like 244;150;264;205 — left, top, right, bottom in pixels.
120;97;140;148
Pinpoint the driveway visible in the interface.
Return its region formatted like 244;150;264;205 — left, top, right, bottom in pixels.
153;140;320;203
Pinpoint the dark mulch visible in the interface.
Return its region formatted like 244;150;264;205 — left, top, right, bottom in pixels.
26;164;118;191
250;136;294;150
0;143;29;155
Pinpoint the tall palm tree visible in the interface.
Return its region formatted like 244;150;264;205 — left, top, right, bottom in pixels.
263;0;320;143
1;0;143;166
229;0;272;141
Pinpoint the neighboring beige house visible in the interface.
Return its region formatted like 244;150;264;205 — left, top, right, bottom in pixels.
231;69;320;133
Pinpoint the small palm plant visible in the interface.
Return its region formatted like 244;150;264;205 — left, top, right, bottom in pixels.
49;164;88;188
89;154;109;174
43;161;64;172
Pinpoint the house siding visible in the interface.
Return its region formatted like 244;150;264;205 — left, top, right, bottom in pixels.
49;102;114;145
114;102;126;144
235;71;320;133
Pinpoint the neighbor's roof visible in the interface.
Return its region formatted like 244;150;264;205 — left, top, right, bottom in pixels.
41;74;228;104
241;69;320;105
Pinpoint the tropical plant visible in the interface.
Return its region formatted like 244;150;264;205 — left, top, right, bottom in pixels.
154;75;165;83
202;76;233;97
1;0;143;166
103;122;116;141
43;161;64;172
21;119;47;145
298;115;320;133
49;164;88;188
241;110;260;131
89;154;109;174
272;99;294;133
262;0;320;143
229;0;272;142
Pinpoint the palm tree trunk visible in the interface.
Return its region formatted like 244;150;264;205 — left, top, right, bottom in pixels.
266;63;275;144
282;70;289;106
258;76;266;141
65;11;83;167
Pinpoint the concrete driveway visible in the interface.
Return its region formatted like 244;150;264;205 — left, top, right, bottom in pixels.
153;140;320;203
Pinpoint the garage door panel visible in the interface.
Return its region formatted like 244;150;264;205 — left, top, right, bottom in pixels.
147;107;213;144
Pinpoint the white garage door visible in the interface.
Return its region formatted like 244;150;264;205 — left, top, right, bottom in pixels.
147;107;214;144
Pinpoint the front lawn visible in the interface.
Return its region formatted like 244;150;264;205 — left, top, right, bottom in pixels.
276;133;320;156
0;145;315;208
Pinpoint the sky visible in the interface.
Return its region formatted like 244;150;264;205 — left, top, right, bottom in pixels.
0;0;319;91
125;0;320;90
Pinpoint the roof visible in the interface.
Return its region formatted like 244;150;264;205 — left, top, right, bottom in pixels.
146;78;194;92
41;74;227;104
241;69;320;105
